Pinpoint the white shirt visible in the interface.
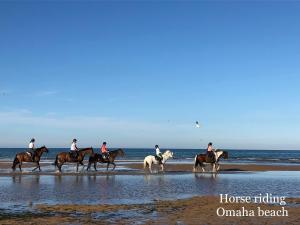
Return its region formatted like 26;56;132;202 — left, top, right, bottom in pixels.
156;147;161;155
29;142;34;149
70;142;77;151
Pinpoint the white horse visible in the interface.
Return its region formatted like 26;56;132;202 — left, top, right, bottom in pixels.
144;150;174;173
193;150;228;173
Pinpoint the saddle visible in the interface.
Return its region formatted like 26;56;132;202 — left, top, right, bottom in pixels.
102;153;109;160
155;155;162;163
70;152;78;161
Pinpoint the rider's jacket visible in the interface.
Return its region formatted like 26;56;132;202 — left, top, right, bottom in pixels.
70;142;77;151
29;142;34;149
101;145;108;154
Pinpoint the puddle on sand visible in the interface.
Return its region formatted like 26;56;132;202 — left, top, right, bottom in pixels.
0;171;299;214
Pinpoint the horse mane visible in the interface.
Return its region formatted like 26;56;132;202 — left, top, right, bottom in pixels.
79;147;93;152
111;148;123;152
36;145;46;150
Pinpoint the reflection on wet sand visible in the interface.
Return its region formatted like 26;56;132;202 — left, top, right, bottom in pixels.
0;171;299;212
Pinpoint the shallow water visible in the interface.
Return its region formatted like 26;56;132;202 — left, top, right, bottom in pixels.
1;148;300;165
0;171;299;213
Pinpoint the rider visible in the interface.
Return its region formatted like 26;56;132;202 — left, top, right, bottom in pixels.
28;138;36;161
206;142;216;162
101;142;109;160
155;144;163;164
70;138;79;160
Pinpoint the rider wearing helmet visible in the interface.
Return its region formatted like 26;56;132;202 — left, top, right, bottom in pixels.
206;142;216;162
101;142;109;160
70;138;79;160
155;145;163;164
28;138;36;161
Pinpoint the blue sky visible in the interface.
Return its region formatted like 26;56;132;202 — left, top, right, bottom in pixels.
0;1;300;149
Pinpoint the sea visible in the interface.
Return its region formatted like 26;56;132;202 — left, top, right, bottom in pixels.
0;148;300;165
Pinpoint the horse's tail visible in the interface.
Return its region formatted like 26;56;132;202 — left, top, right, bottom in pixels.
54;155;58;168
193;155;198;170
143;158;148;169
12;155;19;170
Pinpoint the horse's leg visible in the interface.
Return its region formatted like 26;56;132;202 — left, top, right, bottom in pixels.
149;164;152;173
212;163;216;173
200;162;205;172
112;162;116;171
193;159;198;172
58;163;62;172
216;163;220;172
76;163;79;172
19;162;22;172
161;164;164;172
32;164;38;172
32;161;40;172
106;163;110;171
80;161;85;171
12;157;19;171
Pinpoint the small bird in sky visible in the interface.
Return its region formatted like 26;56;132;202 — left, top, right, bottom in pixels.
195;121;200;128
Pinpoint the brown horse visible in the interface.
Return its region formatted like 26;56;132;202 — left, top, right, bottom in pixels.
12;146;49;172
54;147;94;172
193;150;228;173
87;148;125;171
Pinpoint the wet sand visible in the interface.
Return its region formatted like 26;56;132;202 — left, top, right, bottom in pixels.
1;161;299;224
1;161;300;175
1;196;299;224
127;162;300;172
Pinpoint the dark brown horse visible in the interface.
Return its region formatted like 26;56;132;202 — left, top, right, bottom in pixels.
193;150;228;173
54;147;94;172
12;146;49;172
87;148;125;171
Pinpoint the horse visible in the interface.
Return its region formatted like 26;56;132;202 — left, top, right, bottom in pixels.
193;149;228;173
143;150;174;173
12;146;49;172
86;148;125;171
54;147;94;172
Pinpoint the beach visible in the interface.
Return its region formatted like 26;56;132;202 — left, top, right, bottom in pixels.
0;150;299;224
1;196;300;225
0;160;299;224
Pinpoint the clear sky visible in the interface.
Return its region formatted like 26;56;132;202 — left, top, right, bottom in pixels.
0;1;299;149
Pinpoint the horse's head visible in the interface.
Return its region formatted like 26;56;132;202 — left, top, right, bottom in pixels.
163;150;174;158
221;151;228;159
215;150;228;160
87;147;94;154
117;148;125;157
40;146;49;153
79;147;94;156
